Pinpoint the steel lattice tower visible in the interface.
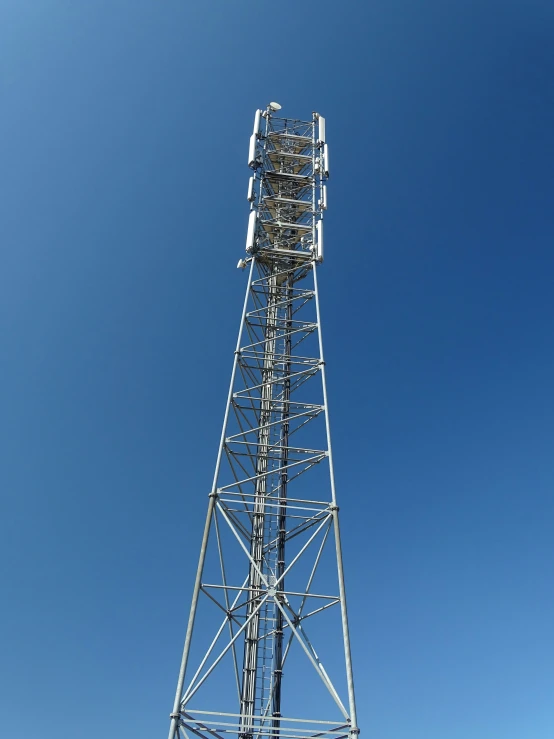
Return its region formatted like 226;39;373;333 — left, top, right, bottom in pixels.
167;105;359;739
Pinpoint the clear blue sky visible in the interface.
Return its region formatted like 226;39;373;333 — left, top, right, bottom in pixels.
2;1;554;737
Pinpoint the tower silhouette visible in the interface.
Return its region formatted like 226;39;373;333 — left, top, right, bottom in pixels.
167;105;358;739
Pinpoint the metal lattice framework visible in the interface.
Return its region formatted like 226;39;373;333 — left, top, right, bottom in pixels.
167;105;358;739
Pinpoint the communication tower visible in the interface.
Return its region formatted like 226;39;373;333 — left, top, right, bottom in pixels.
167;104;359;739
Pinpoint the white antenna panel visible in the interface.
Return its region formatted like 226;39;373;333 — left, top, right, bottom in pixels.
253;109;261;137
246;210;257;252
322;185;328;210
318;116;326;144
323;144;329;177
316;220;324;262
248;134;257;168
247;176;255;202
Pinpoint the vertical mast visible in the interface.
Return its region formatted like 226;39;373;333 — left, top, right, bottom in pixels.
166;104;358;739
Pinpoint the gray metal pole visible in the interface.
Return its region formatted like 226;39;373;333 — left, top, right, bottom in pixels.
331;507;359;735
313;262;359;734
312;263;338;507
168;258;255;739
168;493;216;739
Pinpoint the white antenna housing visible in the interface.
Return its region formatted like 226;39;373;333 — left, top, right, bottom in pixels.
318;116;326;145
323;144;330;177
246;210;257;252
321;185;328;210
253;109;261;137
247;176;255;202
316;220;324;262
248;134;257;168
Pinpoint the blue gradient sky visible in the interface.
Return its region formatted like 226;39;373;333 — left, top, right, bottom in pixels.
2;1;554;737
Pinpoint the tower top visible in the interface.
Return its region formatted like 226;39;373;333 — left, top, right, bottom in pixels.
245;107;328;263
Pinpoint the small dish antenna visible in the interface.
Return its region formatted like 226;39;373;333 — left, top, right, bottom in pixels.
268;102;282;111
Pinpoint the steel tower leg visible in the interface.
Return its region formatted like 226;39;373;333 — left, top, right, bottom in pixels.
271;270;292;734
313;263;359;736
167;259;255;739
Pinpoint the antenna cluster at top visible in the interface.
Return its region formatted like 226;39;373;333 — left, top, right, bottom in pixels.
244;104;328;263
